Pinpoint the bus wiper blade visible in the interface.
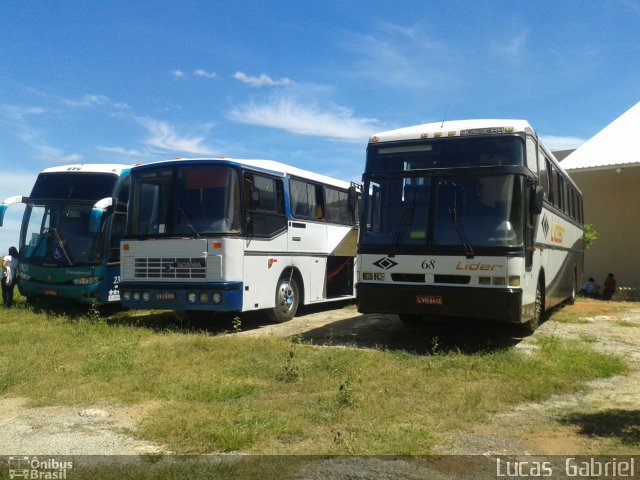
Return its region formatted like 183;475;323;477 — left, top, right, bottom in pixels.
388;203;415;258
179;207;201;239
448;207;475;259
51;227;74;265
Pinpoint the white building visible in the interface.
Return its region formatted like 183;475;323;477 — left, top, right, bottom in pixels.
562;101;640;290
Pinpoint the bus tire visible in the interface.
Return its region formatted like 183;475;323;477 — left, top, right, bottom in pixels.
268;275;300;323
520;280;544;336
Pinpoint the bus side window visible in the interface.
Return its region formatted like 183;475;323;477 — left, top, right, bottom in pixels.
244;173;286;237
291;179;324;221
325;187;352;224
549;165;558;209
539;155;549;199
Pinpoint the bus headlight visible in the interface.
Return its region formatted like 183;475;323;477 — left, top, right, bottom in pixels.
132;292;141;302
122;291;131;301
374;273;385;281
508;276;521;287
142;291;151;302
187;292;197;304
72;277;101;285
212;293;222;304
18;271;31;281
199;292;210;303
362;272;373;281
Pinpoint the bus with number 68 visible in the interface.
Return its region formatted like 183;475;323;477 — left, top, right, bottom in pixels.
356;120;583;334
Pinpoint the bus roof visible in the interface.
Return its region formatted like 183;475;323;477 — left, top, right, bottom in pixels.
133;158;352;190
369;119;535;144
40;164;133;175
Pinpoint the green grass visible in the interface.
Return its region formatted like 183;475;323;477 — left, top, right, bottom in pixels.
0;294;629;456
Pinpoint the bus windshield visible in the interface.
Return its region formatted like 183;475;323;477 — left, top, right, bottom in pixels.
21;203;103;265
127;164;242;237
367;136;524;172
30;172;118;201
362;174;524;248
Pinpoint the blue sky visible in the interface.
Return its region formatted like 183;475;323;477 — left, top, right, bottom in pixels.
1;0;639;254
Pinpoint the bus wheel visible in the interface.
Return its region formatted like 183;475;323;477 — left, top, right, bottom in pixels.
268;276;300;323
520;281;543;336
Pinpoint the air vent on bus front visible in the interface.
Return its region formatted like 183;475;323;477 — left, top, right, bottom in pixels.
391;273;425;283
134;257;207;279
434;275;471;285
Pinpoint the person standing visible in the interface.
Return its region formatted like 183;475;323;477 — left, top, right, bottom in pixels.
2;246;19;307
603;273;617;300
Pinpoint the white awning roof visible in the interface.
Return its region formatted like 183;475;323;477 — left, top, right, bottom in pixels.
562;101;640;172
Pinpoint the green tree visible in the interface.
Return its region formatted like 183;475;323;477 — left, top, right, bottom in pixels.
583;223;598;250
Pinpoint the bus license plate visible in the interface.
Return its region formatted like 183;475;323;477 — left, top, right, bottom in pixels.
156;292;176;300
416;295;442;305
44;289;58;296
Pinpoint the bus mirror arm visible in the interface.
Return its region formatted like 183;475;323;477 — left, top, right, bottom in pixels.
0;195;28;227
89;197;116;234
348;183;362;223
531;186;544;215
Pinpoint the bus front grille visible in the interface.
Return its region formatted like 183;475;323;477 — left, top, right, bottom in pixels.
133;257;207;279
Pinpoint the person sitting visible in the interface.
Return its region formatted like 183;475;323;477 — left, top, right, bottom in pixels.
579;277;599;298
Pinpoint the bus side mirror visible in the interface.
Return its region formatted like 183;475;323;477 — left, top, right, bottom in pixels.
89;197;116;234
531;186;544;215
348;183;362;223
0;195;27;227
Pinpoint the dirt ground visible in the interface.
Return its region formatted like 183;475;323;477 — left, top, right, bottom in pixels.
1;299;639;461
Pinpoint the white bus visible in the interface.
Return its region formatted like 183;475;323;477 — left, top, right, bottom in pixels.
357;120;584;333
115;158;359;321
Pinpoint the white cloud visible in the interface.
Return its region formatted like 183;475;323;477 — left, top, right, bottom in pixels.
343;26;453;89
1;102;85;164
60;94;130;110
137;117;217;155
16;128;84;164
228;96;376;142
0;104;46;121
97;146;146;158
540;135;587;152
172;70;186;78
194;69;217;79
234;72;294;88
491;30;529;59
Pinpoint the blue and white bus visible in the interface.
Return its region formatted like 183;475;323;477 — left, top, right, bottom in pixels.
356;120;584;333
0;164;132;304
116;158;359;321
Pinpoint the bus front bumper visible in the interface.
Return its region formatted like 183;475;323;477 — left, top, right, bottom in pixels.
119;282;243;312
356;283;523;324
18;280;113;305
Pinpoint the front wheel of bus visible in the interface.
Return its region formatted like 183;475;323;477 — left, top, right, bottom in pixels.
520;281;543;336
268;276;300;323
